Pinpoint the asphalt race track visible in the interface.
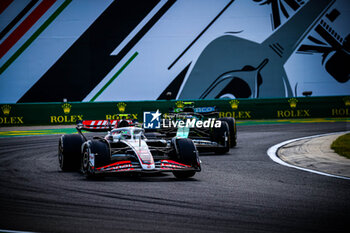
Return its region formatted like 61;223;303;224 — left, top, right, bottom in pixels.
0;122;349;233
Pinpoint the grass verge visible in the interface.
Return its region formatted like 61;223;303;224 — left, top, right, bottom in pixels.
331;133;350;159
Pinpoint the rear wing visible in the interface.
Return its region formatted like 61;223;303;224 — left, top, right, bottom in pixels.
77;119;135;132
170;105;218;114
167;106;220;120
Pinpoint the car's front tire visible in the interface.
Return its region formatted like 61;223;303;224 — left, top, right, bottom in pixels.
172;138;199;179
82;140;110;178
212;121;230;154
219;117;237;147
173;170;196;179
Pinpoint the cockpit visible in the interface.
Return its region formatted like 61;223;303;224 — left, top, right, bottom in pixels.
110;128;145;140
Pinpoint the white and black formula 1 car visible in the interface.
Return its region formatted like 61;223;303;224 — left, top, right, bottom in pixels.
58;118;201;179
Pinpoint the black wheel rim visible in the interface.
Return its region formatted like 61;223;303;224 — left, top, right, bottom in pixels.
83;149;89;172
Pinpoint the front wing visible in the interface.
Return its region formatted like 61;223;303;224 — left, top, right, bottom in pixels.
191;139;227;152
94;160;200;174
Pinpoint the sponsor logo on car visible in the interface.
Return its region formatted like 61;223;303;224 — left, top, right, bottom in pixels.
194;107;215;113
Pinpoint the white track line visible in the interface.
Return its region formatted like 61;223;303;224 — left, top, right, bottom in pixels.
267;131;350;180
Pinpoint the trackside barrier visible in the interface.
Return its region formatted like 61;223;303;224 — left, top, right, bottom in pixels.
0;96;349;126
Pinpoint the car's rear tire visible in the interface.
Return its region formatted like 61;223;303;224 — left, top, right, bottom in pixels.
58;134;84;171
172;138;199;179
212;121;230;154
219;117;237;147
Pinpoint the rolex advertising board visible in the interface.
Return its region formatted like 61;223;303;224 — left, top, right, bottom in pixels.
0;96;348;126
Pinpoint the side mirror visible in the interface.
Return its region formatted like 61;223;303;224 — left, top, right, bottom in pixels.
76;120;83;130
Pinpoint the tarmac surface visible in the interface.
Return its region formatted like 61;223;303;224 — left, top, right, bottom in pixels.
0;122;349;233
